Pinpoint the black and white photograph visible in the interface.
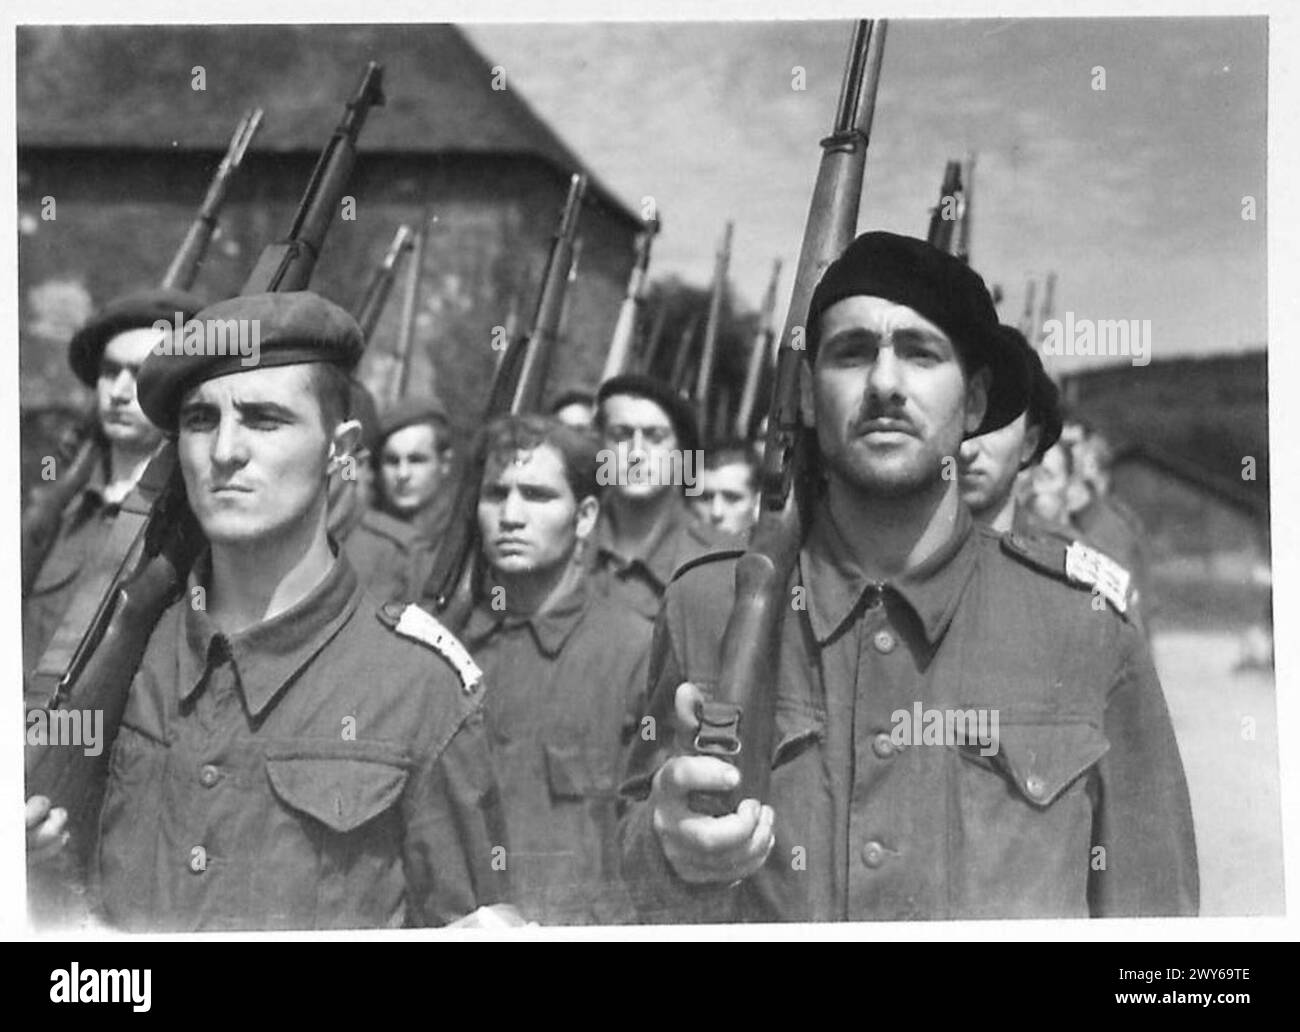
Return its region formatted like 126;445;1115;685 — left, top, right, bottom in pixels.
6;0;1295;958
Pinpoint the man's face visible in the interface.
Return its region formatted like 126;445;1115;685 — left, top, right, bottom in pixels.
477;443;593;577
959;412;1040;517
178;364;334;546
97;327;167;451
805;296;987;498
691;461;758;535
599;394;680;501
379;423;445;516
553;401;594;429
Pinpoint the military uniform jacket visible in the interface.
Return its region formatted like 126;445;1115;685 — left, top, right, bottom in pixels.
23;464;119;676
620;501;1198;923
586;501;735;622
463;580;651;924
341;507;428;604
93;551;507;931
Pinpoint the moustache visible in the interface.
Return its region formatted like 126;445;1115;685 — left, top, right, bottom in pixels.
850;408;917;437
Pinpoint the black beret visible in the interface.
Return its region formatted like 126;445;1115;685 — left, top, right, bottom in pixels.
377;395;451;445
996;325;1063;466
596;373;700;456
137;291;363;432
806;231;1028;436
68;287;207;386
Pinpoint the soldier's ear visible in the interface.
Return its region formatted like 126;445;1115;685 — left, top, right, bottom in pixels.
574;494;599;541
329;419;363;471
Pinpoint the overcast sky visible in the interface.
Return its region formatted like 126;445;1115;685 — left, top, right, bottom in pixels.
465;16;1266;373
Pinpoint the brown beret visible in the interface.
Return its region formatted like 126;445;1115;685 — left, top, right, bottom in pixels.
68;287;207;386
137;290;363;432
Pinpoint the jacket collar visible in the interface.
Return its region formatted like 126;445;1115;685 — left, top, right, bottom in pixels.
463;575;589;659
592;499;698;590
177;549;363;717
800;498;978;647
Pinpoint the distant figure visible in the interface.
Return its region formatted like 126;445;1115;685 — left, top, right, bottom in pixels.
1070;428;1151;618
588;373;729;621
691;440;760;537
549;387;596;430
329;380;426;603
375;396;455;545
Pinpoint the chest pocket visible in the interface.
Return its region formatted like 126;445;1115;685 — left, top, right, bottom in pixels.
265;743;410;833
955;720;1109;806
544;741;617;800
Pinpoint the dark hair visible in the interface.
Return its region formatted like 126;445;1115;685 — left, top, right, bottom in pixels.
478;413;601;502
704;439;760;489
304;362;353;434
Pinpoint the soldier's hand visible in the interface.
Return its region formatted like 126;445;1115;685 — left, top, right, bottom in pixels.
649;682;776;885
26;796;69;865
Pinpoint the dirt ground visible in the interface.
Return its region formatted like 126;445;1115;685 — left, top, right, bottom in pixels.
1150;627;1284;916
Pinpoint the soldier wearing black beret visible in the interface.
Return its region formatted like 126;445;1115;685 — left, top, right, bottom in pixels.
620;231;1197;923
373;395;456;546
23;287;205;677
28;291;508;931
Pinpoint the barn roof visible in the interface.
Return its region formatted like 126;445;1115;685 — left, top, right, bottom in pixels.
16;23;638;224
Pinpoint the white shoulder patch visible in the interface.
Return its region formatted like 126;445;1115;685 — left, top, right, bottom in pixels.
1065;541;1131;615
392;604;483;694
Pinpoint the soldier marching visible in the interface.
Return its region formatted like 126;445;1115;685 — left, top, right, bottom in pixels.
22;19;1200;932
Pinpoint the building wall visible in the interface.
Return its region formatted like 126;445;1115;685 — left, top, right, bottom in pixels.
18;147;635;439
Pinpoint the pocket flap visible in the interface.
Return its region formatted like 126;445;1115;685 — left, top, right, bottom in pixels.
544;742;615;799
266;752;409;833
980;721;1110;807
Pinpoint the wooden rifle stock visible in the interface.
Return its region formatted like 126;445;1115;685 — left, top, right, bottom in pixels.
421;172;588;631
690;18;887;816
954;153;974;265
26;65;385;841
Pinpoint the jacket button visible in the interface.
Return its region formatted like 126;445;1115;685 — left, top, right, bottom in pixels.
861;840;886;869
872;733;896;759
1025;774;1046;799
873;630;896;653
200;764;220;788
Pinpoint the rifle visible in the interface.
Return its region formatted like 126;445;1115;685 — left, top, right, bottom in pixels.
21;111;264;599
669;313;700;396
925;159;963;255
601;214;661;382
510;173;587;414
25;63;386;845
733;258;783;440
390;214;429;405
1036;270;1057;349
954;152;975;265
694;220;734;442
639;298;670;376
355;223;414;342
1018;276;1038;341
420;172;587;630
690;18;887;816
162;109;264;290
